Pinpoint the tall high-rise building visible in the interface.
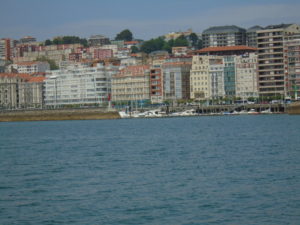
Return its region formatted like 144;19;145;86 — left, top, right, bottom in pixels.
246;26;263;48
0;38;13;61
202;25;246;48
257;24;300;97
285;33;300;99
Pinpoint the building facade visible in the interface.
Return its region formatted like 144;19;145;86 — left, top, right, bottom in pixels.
0;38;13;61
190;56;224;100
235;53;258;98
257;24;300;97
88;35;110;46
162;57;192;101
44;64;118;107
150;66;163;103
202;26;246;48
9;61;50;74
246;26;263;48
285;34;300;99
111;65;150;106
0;73;45;109
224;56;236;98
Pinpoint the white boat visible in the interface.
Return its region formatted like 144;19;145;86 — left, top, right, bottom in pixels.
261;108;272;114
118;111;130;118
179;109;196;116
239;110;248;115
248;109;259;114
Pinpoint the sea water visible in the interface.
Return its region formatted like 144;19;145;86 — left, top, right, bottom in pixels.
0;115;300;224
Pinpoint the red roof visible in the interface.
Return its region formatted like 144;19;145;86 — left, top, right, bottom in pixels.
197;45;257;53
0;73;45;82
28;76;46;83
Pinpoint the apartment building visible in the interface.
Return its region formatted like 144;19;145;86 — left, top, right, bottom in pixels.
235;53;258;98
150;67;163;103
0;38;13;61
162;57;192;101
246;26;263;48
44;64;118;106
202;26;246;48
111;65;150;106
190;56;224;100
9;61;50;73
257;24;300;97
13;44;83;65
224;56;236;97
93;49;113;60
88;35;110;46
285;34;300;99
0;73;45;109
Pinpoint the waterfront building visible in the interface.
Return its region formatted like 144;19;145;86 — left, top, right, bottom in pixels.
111;65;150;106
224;56;236;98
0;73;45;109
88;35;110;46
202;25;246;48
9;61;50;74
257;24;300;97
285;34;300;99
246;26;263;48
162;57;192;101
150;66;163;103
235;53;259;98
190;55;224;100
44;64;118;107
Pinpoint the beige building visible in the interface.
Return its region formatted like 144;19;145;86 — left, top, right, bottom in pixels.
190;55;224;100
111;65;150;105
257;24;300;97
0;73;45;109
235;53;258;98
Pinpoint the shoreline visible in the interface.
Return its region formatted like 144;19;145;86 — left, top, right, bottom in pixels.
0;108;121;122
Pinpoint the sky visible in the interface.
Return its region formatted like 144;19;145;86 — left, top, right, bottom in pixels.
0;0;300;41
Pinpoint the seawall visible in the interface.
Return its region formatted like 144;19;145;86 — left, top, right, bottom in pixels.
286;102;300;115
0;108;121;122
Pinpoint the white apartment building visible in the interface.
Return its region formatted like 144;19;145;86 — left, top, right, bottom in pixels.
9;61;50;74
190;55;224;100
235;53;258;98
44;64;119;106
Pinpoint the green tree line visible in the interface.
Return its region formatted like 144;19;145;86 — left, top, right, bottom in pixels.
45;36;88;47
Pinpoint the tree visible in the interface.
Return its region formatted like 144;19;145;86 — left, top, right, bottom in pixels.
115;29;133;41
173;35;189;47
36;56;58;70
189;33;199;47
131;46;139;53
45;39;52;46
140;37;166;54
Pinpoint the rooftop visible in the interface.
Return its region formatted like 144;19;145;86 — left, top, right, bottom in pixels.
203;25;246;34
